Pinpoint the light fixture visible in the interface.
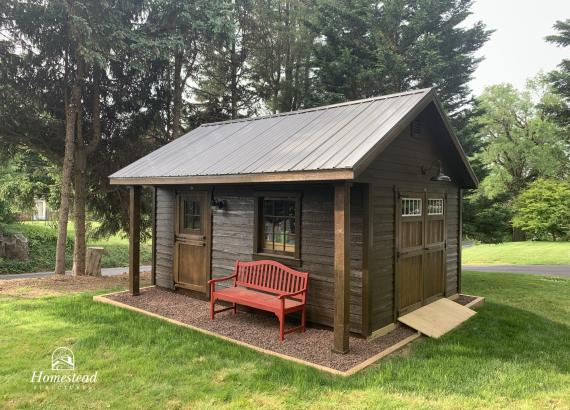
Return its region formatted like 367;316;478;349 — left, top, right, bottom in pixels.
421;160;451;183
211;198;226;210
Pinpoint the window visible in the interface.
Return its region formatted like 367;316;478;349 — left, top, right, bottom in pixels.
255;195;300;258
180;197;201;233
427;198;444;215
402;198;422;217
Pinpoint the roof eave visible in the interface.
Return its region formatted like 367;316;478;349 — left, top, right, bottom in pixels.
108;169;355;186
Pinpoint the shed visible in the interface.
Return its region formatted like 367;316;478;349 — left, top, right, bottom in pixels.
109;88;477;353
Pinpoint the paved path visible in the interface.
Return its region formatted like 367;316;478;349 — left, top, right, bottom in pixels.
0;265;151;281
463;264;570;278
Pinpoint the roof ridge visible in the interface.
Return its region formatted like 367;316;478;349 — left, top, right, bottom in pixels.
200;87;433;127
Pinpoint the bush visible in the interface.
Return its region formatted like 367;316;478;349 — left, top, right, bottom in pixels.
512;179;570;240
0;222;73;273
0;222;151;274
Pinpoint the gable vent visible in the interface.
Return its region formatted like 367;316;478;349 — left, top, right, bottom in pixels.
411;119;423;138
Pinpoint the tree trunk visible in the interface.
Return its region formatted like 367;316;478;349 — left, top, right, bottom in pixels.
72;146;87;276
55;58;83;275
172;52;183;139
230;40;238;119
72;67;102;276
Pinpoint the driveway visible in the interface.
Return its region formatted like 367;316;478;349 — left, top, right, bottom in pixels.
0;265;151;280
463;264;570;278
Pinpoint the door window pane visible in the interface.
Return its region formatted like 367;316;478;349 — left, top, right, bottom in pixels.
427;199;444;215
182;198;201;231
402;198;422;216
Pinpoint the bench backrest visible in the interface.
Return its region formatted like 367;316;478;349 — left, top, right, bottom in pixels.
234;260;308;302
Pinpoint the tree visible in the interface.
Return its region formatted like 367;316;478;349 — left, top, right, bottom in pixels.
196;0;259;120
473;81;569;199
250;0;316;113
312;0;490;112
512;179;570;240
546;19;570;126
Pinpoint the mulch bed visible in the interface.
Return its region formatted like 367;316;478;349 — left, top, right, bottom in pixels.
108;287;417;372
454;294;478;306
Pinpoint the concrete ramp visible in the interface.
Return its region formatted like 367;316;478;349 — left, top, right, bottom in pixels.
398;298;476;338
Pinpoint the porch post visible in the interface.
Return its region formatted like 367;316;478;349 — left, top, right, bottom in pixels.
129;185;141;296
333;182;351;353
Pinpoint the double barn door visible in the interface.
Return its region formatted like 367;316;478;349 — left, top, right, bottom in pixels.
396;191;446;316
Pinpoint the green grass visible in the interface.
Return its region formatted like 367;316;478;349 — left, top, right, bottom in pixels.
0;222;151;274
463;241;570;265
0;271;569;409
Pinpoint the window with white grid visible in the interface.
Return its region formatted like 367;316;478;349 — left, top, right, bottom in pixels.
428;198;444;215
401;198;422;216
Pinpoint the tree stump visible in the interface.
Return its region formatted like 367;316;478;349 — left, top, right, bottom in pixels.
85;247;104;276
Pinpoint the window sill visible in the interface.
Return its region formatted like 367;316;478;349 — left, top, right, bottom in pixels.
252;253;302;268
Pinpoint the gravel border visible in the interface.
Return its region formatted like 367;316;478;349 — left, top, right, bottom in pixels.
107;287;417;372
455;294;478;306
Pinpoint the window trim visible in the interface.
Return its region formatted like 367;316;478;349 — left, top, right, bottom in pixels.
253;191;302;263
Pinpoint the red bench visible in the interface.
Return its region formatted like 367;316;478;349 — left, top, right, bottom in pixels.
208;260;309;341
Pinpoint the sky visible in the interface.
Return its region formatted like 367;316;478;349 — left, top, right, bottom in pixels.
465;0;570;96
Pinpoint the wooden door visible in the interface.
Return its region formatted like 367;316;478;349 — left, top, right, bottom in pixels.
396;192;446;316
424;194;446;303
174;191;211;293
396;193;425;315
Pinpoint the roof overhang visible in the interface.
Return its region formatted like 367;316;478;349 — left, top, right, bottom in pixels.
109;169;355;186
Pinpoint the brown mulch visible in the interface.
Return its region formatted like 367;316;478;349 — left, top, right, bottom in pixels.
107;287;417;372
0;272;152;298
454;294;478;306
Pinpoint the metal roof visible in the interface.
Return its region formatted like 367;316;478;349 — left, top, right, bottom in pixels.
110;87;475;185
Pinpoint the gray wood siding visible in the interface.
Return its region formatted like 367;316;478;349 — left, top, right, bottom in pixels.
151;184;364;334
211;187;255;278
357;120;462;332
155;187;175;289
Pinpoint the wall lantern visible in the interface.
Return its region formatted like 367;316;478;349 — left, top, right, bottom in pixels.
421;160;451;182
211;198;226;210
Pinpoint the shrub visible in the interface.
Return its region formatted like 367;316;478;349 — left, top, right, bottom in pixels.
512;179;570;240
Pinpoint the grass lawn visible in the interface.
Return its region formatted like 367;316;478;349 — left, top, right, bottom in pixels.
463;241;570;265
0;222;151;274
1;271;569;409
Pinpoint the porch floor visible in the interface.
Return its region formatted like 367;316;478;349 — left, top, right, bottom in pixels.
105;287;417;372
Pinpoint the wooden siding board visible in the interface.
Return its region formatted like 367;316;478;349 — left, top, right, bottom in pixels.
155;187;175;289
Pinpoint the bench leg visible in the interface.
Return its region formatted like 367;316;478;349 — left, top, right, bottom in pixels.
210;297;216;320
278;312;285;341
233;302;237;315
301;307;306;333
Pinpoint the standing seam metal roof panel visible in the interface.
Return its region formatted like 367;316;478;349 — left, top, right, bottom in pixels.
109;88;434;179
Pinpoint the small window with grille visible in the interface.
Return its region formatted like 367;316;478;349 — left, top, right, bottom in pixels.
428;198;444;215
401;198;422;217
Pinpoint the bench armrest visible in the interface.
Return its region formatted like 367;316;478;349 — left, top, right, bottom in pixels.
208;274;237;285
278;289;307;299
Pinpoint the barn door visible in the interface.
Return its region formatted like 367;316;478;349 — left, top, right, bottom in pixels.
396;193;425;315
396;191;446;316
423;194;446;303
174;191;211;293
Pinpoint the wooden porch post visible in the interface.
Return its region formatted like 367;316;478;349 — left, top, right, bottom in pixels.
333;182;351;353
129;185;141;296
